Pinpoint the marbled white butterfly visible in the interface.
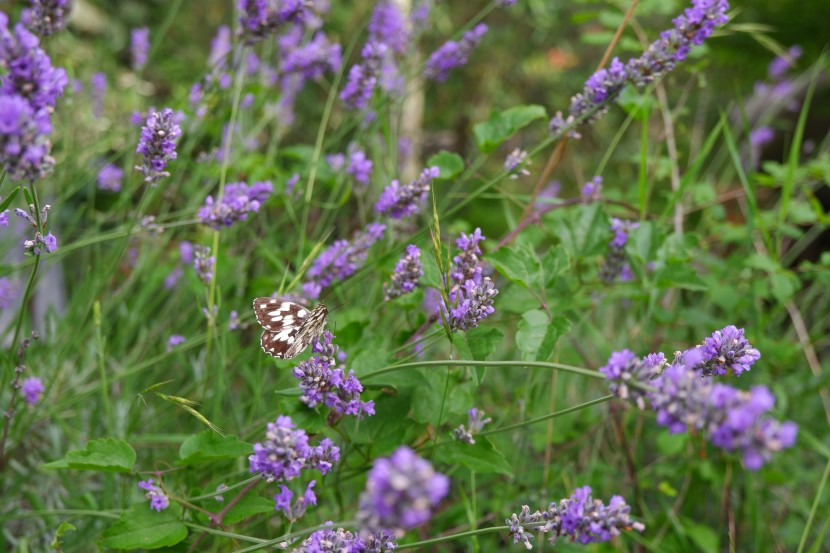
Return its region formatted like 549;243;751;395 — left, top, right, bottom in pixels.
253;298;328;359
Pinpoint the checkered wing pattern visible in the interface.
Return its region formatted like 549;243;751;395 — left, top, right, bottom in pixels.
253;298;328;359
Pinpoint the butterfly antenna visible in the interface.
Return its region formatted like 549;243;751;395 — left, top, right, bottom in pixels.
328;301;349;313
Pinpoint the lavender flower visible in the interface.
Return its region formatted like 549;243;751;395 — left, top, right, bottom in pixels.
450;228;485;285
452;407;492;444
347;150;373;185
275;480;317;521
599;349;658;409
229;310;241;330
384;245;423;301
768;45;802;80
0;94;55;181
750;127;774;148
375;166;439;219
0;13;68;110
303;223;386;299
248;415;340;483
90;72;106;117
209;25;232;69
357;446;450;532
296;526;398;552
282;32;341;79
340;41;387;109
22;0;73;37
193;245;214;285
138;479;170;512
0;277;16;308
549;0;729;137
167;334;185;350
293;331;375;418
130;27;150;71
238;0;309;44
693;325;761;377
581;176;602;201
504;149;531;179
198;181;273;229
424;23;488;81
0;207;8;227
97;163;123;192
602;344;797;470
497;0;518;5
506;486;644;548
21;376;44;404
135;108;182;186
368;1;409;54
449;277;498;332
599;218;638;283
327;153;345;171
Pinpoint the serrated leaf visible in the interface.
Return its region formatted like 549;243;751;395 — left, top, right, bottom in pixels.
535;316;571;362
465;326;503;362
434;438;512;476
427;151;464;180
178;432;250;465
554;203;608;257
473;105;547;153
539;245;571;286
101;505;187;550
489;243;542;290
43;438;136;472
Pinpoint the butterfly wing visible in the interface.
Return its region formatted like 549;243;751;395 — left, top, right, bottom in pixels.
254;300;328;359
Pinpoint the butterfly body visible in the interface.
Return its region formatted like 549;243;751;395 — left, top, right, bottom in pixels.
253;298;328;358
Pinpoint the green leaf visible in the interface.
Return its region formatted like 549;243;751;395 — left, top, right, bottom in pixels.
222;494;276;525
0;186;20;212
101;505;187;550
178;432;250;465
427;151;464;180
554;203;608;257
434;438;513;476
50;521;76;551
653;263;708;291
539;245;570;287
473;105;547;153
535;316;571;362
465;326;503;362
42;438;136;472
489;242;542;290
515;310;547;360
682;519;720;553
770;271;799;302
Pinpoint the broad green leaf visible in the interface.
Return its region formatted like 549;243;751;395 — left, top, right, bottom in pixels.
539;245;570;287
554;203;608;257
473;105;547;153
682;519;720;553
434;438;513;476
534;316;571;362
101;505;187;550
654;263;708;291
489;242;542;290
43;438;136;472
222;494;276;525
427;151;464;180
465;326;503;362
178;432;250;465
348;394;412;444
515;310;548;360
50;521;76;551
770;271;799;302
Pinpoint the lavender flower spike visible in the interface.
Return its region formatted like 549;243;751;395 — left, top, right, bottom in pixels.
504;148;531;179
138;478;170;512
697;325;761;377
384;245;423;301
303;223;386;299
449;277;498;332
21;376;44;405
357;446;450;532
135;108;182;186
198;181;273;229
248;415;308;483
22;0;73;37
425;23;488;81
506;486;644;547
131;27;150;71
375;166;439;219
452;407;492;444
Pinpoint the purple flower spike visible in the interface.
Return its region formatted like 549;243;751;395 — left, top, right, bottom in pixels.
449;278;498;332
384;245;423;301
249;415;340;483
198;181;273;229
698;325;761;376
375;166;439;219
22;0;73;37
347;150;373;185
357;446;450;532
297;526;398;552
97;164;123;192
452;407;492;444
135;108;182;186
303;223;386;299
238;0;309;44
599;218;638;283
131;27;150;71
506;486;644;548
425;23;488;81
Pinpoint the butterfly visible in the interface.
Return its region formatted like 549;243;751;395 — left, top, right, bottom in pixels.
252;297;328;359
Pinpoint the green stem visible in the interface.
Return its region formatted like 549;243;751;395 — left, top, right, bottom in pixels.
477;395;614;437
361;359;603;381
796;454;830;553
397;525;509;550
